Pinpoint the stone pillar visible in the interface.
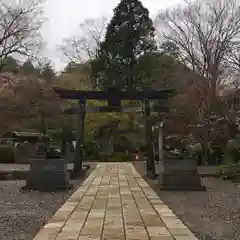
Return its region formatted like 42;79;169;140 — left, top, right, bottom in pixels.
143;99;156;178
73;99;86;174
158;122;164;162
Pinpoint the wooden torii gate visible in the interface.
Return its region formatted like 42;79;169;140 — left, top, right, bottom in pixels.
53;86;174;178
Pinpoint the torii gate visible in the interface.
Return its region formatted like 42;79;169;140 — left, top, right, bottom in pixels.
53;86;174;178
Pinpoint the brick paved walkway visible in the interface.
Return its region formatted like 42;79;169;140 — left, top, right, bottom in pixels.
33;163;198;240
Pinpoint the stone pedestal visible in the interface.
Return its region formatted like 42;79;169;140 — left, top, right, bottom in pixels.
14;143;38;163
64;143;74;162
26;159;70;191
158;157;205;191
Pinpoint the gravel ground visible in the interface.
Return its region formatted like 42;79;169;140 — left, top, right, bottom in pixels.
0;166;94;240
133;162;240;240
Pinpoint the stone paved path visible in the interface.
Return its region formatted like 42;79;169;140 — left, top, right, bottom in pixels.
33;163;198;240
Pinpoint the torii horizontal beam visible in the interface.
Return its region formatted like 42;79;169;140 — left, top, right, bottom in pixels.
63;105;169;114
53;87;174;100
64;105;142;114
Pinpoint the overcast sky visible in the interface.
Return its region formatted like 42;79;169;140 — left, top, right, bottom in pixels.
42;0;185;71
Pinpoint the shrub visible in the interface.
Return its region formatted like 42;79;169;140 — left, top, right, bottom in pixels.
224;136;240;163
0;144;15;163
187;142;221;164
49;130;62;142
97;152;132;162
83;133;99;160
216;162;240;180
187;143;202;159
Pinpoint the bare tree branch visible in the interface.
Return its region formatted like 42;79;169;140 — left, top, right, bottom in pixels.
58;17;108;63
155;0;240;94
224;41;240;87
155;0;240;164
0;0;45;73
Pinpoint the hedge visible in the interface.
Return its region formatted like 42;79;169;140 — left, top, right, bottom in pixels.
216;162;240;180
97;152;133;162
0;145;15;163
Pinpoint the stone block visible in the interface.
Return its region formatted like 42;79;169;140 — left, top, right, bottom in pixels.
26;159;70;191
158;158;205;191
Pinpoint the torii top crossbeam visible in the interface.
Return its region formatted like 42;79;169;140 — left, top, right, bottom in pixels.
53;87;174;101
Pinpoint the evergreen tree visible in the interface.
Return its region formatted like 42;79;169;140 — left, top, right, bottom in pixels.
40;61;56;82
160;41;180;59
93;0;156;90
20;59;39;76
1;57;19;73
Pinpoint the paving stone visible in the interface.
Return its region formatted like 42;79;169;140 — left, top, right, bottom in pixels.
141;213;164;226
33;228;59;240
55;229;80;240
33;163;198;240
79;236;101;240
125;226;149;239
169;227;197;236
174;236;198;240
44;221;65;230
147;226;172;236
149;237;174;240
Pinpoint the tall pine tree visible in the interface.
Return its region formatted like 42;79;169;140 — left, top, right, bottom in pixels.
93;0;156;90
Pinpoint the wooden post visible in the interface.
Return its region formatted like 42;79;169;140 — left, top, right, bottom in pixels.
143;99;156;178
73;99;86;174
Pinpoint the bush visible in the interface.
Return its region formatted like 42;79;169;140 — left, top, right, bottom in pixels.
187;143;202;159
187;142;222;164
83;133;99;160
216;162;240;180
224;136;240;163
0;144;15;163
49;130;62;142
97;152;132;162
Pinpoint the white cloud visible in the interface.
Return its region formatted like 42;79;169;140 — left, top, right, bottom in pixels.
41;0;185;71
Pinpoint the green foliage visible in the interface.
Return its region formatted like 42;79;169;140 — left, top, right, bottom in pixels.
187;142;217;163
133;52;173;88
1;57;19;73
160;41;180;59
224;134;240;163
64;62;87;74
167;149;186;159
0;145;14;163
93;0;157;90
20;60;40;76
216;162;240;180
96;152;132;162
48;129;62;142
40;61;56;82
83;131;98;160
187;143;202;159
